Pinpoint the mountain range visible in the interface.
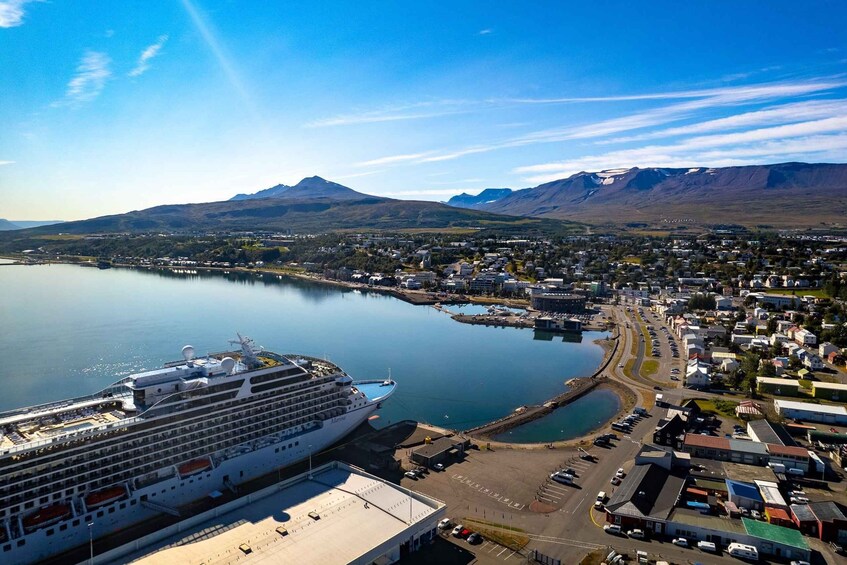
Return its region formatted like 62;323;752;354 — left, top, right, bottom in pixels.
0;219;65;231
445;188;513;210
2;176;565;237
448;163;847;228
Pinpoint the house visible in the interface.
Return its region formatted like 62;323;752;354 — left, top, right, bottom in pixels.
793;328;817;346
820;342;839;358
686;360;711;388
802;354;824;371
653;414;687;447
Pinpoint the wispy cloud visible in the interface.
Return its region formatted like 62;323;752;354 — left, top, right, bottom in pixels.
129;35;168;77
514;117;847;183
382;188;476;197
0;0;33;28
355;151;436;167
331;169;386;180
306;100;469;128
0;160;14;166
57;51;112;105
478;28;493;35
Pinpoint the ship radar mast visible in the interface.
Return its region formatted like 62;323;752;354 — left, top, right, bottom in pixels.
229;333;264;369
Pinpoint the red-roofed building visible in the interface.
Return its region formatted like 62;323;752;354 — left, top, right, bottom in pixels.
765;506;794;528
767;444;811;473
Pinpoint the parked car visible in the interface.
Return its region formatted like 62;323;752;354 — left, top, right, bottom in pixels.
627;529;645;539
404;471;418;479
594;500;604;510
610;476;621;486
751;509;762;520
451;525;464;537
672;537;689;548
579;453;593;460
790;496;810;504
459;528;472;539
433;463;445;471
616;468;626;478
467;532;482;544
697;540;717;553
438;518;452;530
603;524;622;535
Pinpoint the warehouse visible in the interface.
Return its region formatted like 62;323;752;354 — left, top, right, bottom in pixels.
810;381;847;401
756;376;800;397
774;399;847;425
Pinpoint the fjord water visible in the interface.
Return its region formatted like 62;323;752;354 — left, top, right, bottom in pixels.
0;265;614;441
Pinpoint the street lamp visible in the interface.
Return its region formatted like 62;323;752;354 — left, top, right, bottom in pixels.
88;522;93;565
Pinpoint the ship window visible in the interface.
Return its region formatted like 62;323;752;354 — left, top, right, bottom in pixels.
17;540;24;547
85;515;91;521
131;500;137;506
46;529;54;536
171;486;175;490
60;524;68;531
73;520;80;526
97;511;104;517
108;507;115;514
3;544;10;552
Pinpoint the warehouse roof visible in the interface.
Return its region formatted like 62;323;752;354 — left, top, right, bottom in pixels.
743;517;809;550
775;400;847;416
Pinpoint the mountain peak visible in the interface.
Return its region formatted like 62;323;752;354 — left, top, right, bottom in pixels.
230;176;378;202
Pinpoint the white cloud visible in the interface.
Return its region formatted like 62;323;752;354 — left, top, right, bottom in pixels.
129;35;168;77
0;0;32;28
331;169;386;180
60;51;111;105
382;188;477;197
355;152;436;167
0;160;14;166
478;28;493;35
306;101;466;128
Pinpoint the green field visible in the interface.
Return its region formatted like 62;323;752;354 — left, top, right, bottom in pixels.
762;288;830;299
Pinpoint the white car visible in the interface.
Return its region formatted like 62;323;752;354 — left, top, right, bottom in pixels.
615;468;626;478
438;518;452;530
791;496;810;504
433;463;445;471
672;537;689;548
627;529;645;539
451;525;464;537
404;470;417;479
603;524;622;535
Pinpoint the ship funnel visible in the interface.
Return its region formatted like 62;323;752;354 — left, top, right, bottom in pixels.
182;345;195;362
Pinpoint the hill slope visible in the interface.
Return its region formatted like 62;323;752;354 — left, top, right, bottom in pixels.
479;162;847;228
0;219;21;231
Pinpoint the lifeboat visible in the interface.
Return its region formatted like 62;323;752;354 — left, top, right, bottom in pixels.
22;503;72;531
85;486;127;510
178;457;213;477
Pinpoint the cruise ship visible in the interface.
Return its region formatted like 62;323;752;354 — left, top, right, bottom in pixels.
0;334;396;564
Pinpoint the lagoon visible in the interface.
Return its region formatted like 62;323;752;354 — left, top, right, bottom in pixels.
0;265;614;441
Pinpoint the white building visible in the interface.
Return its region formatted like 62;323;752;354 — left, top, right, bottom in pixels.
774;399;847;424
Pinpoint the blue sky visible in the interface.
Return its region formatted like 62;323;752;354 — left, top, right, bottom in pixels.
1;1;846;220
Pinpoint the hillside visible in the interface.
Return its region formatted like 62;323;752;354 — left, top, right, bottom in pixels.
5;197;571;237
0;219;20;231
475;163;847;228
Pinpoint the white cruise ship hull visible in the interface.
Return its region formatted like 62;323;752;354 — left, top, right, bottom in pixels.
5;390;388;564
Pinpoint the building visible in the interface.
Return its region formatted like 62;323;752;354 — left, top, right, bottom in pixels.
747;420;796;446
529;292;587;314
409;436;470;468
766;444;812;473
811;381;847;401
793;502;847;543
682;434;769;465
653;414;687;448
105;461;447;565
726;479;764;511
774;399;847;425
604;463;687;536
756;376;800;397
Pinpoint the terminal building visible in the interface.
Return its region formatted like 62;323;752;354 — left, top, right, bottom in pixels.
98;461;446;565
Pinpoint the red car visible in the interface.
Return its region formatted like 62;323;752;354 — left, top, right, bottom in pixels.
459;528;472;538
831;428;839;433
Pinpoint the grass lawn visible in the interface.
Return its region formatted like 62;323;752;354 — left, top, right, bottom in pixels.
694;398;740;421
462;518;529;551
641;359;660;376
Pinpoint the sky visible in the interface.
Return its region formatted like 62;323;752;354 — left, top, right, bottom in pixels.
1;1;846;221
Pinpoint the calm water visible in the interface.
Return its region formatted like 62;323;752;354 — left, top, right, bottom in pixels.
492;388;621;443
0;265;614;441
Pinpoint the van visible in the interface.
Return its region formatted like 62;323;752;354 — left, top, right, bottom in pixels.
787;468;805;477
697;540;717;552
597;491;607;502
768;462;786;473
727;542;759;560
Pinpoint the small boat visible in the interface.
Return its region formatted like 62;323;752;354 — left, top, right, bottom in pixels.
177;457;213;477
85;485;127;510
22;503;72;531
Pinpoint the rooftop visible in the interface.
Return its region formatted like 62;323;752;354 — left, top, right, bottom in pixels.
121;461;445;565
808;501;847;522
767;444;810;458
683;433;729;450
791;503;816;522
775;399;847;416
605;463;687;520
756;376;800;386
668;507;746;534
726;480;763;501
811;381;847;391
742;517;809;550
747;419;796;447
